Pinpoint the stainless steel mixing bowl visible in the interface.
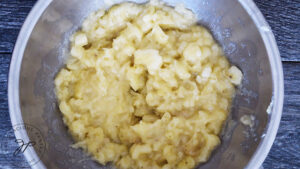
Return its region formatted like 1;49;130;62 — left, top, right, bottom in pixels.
8;0;284;169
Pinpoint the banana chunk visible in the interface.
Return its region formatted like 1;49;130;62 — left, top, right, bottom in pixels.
228;66;243;85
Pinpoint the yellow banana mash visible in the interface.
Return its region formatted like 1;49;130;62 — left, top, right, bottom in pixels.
55;1;242;169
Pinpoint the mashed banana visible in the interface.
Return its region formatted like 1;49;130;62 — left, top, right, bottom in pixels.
55;1;242;169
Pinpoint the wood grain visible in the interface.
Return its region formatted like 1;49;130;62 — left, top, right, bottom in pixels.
0;0;299;168
263;62;300;169
0;54;28;169
254;0;300;62
0;0;37;53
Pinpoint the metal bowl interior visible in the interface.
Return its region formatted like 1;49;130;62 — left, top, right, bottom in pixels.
8;0;284;169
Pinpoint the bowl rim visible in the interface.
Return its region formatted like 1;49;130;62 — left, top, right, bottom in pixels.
238;0;284;168
8;0;284;169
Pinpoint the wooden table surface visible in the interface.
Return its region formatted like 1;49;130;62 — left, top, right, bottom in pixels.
0;0;299;169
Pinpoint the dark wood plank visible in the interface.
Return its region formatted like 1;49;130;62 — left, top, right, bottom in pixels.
0;0;37;29
263;62;300;169
0;54;11;129
0;0;299;62
264;62;300;169
0;0;37;53
254;0;300;62
0;28;20;54
0;54;28;168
